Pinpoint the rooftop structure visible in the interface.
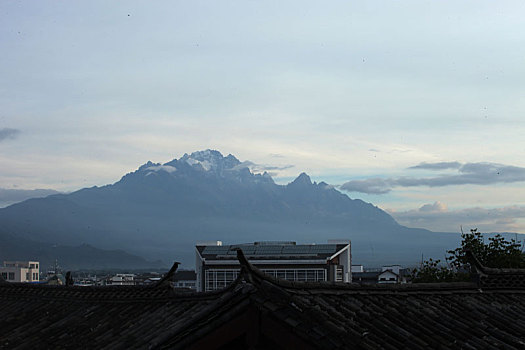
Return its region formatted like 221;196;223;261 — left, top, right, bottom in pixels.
173;270;197;289
195;240;351;291
353;265;409;284
0;261;39;283
1;251;525;348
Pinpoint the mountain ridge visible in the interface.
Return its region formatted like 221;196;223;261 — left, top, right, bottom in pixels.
0;150;460;268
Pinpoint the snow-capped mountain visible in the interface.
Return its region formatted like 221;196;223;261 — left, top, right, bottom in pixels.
131;150;274;185
0;150;460;267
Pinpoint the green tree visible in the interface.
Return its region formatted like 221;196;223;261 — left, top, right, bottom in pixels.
410;258;467;283
411;228;525;283
447;228;525;269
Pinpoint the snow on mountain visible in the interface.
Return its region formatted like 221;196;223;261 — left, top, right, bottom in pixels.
178;150;241;173
0;149;462;268
128;150;275;186
145;165;177;176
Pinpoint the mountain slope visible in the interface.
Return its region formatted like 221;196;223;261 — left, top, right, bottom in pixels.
0;150;460;267
0;230;165;270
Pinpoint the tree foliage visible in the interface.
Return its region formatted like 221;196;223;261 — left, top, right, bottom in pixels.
410;258;467;283
447;228;525;269
411;228;525;283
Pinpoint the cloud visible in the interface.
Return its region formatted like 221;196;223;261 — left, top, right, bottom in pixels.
340;178;392;194
238;161;294;174
0;128;20;142
418;201;448;212
340;162;525;194
388;202;525;233
408;161;462;170
257;165;294;171
145;165;177;173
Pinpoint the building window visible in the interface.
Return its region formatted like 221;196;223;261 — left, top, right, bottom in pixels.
205;269;240;291
33;273;39;281
26;272;30;280
8;272;14;280
336;267;343;282
1;272;6;280
262;269;326;283
204;268;327;291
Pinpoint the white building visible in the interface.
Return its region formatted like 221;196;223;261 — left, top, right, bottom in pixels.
108;274;135;286
0;261;40;283
196;240;351;292
378;265;407;284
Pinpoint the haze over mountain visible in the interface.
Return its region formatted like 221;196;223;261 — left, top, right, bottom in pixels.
0;150;461;268
0;188;62;208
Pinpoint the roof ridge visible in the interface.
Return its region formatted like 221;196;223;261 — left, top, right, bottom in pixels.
154;262;180;288
466;249;525;275
233;248;491;293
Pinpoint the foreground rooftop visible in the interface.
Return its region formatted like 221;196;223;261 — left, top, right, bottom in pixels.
1;251;525;349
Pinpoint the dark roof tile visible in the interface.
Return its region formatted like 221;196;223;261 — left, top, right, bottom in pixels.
3;251;525;349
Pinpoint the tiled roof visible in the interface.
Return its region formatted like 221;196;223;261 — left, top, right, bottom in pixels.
2;252;525;349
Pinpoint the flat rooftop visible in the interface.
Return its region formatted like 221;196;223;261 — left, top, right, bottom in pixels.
196;242;349;260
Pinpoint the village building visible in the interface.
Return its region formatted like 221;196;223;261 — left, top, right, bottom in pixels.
0;261;39;283
107;273;135;286
195;240;351;291
172;270;197;289
353;264;409;284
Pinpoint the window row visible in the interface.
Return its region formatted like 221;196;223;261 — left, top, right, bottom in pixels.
205;268;327;291
1;272;15;280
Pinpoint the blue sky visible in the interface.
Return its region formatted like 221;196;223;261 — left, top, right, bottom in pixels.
1;1;525;233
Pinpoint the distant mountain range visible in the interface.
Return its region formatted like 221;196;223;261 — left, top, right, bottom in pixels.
0;188;61;208
0;230;165;271
0;150;461;269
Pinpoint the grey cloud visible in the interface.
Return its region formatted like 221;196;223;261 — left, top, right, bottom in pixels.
341;162;525;194
340;178;392;194
241;161;294;173
388;203;525;233
0;128;20;142
258;165;294;171
408;161;462;170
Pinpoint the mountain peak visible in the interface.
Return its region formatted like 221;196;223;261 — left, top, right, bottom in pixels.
289;172;312;187
178;149;241;172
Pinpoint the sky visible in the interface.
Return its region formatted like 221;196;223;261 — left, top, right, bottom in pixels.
1;1;525;233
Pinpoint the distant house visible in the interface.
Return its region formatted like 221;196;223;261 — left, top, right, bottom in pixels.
173;270;197;289
2;251;525;348
195;240;352;291
378;270;400;284
0;261;39;283
353;264;408;284
107;273;135;286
